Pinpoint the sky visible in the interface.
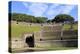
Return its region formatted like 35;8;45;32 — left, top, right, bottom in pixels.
9;1;78;21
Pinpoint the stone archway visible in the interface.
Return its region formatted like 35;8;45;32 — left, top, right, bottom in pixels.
24;33;34;47
25;35;34;47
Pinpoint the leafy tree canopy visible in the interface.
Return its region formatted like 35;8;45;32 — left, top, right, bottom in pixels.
52;14;74;23
9;13;48;23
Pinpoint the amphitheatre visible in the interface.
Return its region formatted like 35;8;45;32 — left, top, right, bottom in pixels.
9;21;78;53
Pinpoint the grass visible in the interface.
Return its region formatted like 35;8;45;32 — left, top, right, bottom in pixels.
44;47;78;50
63;23;78;30
35;44;78;50
11;22;78;37
11;22;41;37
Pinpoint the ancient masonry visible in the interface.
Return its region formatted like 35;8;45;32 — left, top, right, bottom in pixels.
9;24;78;52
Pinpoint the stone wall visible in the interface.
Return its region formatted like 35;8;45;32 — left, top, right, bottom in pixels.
9;24;78;52
34;24;78;48
34;24;63;47
10;38;24;49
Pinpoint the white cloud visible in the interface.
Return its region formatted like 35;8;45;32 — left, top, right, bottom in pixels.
49;4;59;9
22;2;29;8
45;5;61;19
61;5;75;14
46;4;59;15
45;5;75;19
22;2;75;19
28;3;48;16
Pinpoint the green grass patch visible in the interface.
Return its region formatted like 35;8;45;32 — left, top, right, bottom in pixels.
45;47;77;50
35;46;77;50
11;22;78;37
63;23;78;30
11;23;41;37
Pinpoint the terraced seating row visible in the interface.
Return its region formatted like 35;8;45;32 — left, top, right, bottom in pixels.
42;25;62;32
35;24;78;47
62;30;78;40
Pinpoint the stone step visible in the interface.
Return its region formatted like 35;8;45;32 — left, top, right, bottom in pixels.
35;39;78;47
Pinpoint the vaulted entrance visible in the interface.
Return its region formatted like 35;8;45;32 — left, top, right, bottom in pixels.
25;34;34;47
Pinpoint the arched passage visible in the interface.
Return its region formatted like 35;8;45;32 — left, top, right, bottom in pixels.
25;35;34;47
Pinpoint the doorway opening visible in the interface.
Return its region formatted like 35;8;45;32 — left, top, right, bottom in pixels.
25;35;34;47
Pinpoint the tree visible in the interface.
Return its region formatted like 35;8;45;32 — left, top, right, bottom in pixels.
10;13;48;23
36;17;48;23
52;14;74;30
52;14;74;23
47;19;52;23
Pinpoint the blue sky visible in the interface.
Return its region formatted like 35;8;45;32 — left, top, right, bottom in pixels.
9;1;78;21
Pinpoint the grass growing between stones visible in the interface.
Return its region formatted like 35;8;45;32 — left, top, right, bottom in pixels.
44;47;78;51
63;23;78;30
11;22;78;38
35;45;78;51
11;22;41;37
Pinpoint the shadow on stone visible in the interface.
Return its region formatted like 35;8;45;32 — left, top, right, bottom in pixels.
64;40;78;47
